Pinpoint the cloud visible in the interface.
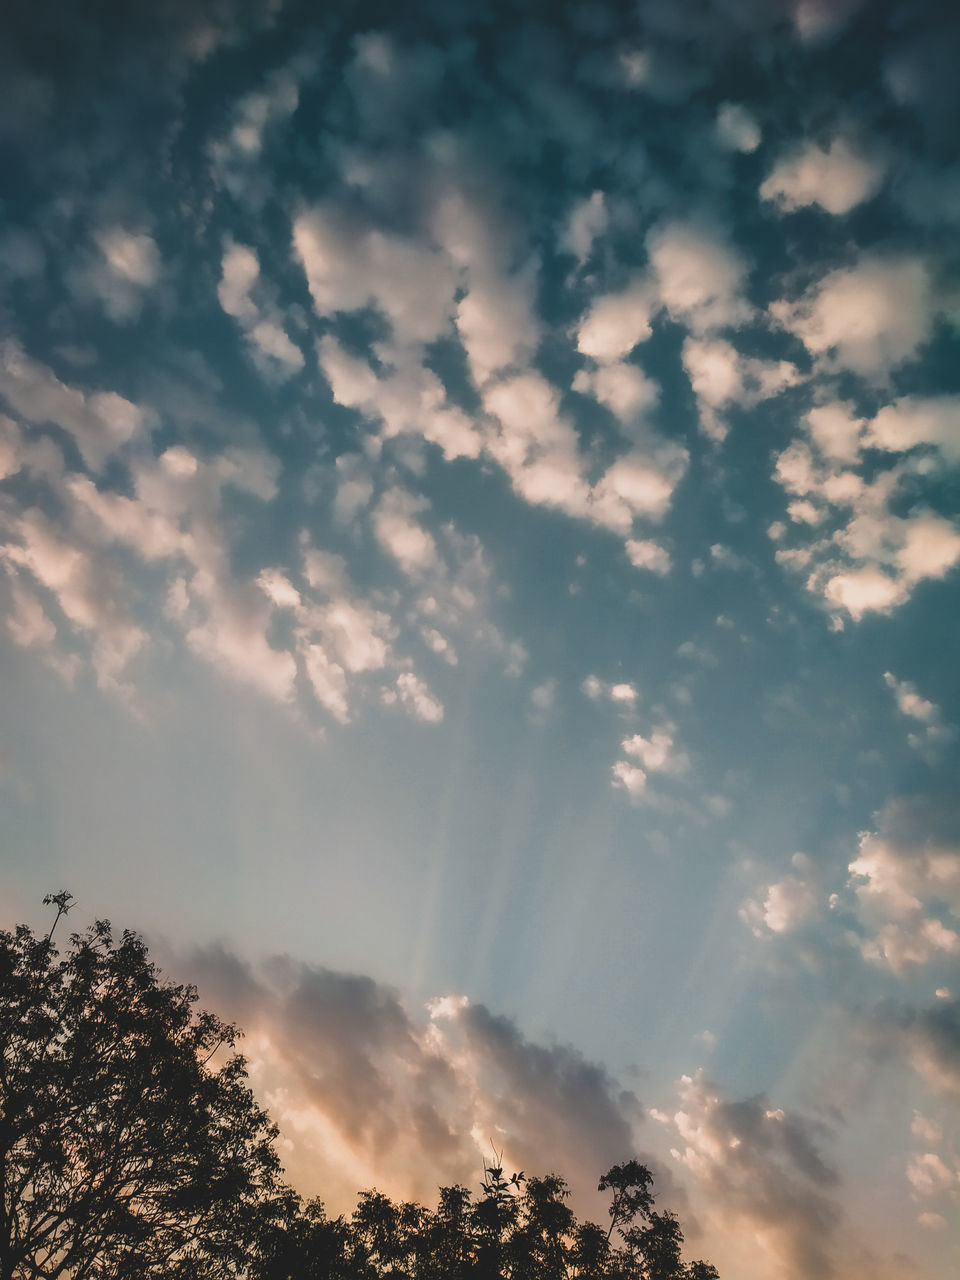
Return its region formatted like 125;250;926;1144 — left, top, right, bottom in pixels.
293;204;458;346
663;1071;841;1280
2;570;80;683
646;220;749;334
770;255;934;380
583;675;639;705
455;267;540;387
0;506;146;695
868;997;960;1103
82;228;162;321
625;538;672;575
167;947;642;1217
483;371;686;534
789;0;867;43
316;336;482;462
373;487;441;577
390;671;444;724
527;677;557;723
741;856;821;938
771;393;960;621
848;798;960;975
866;396;960;466
883;672;956;759
63;227;162;323
573;361;660;435
621;724;689;775
715;102;761;153
0;340;144;472
803;402;863;463
905;1152;955;1198
561;190;608;264
610;722;691;806
681;336;799;440
218;241;304;379
576;277;656;362
611;759;647;797
760;137;886;215
209;60;306;202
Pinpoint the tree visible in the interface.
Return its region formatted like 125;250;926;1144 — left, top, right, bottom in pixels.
0;894;290;1279
0;895;720;1280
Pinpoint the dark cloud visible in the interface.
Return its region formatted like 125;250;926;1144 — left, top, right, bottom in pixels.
867;997;960;1100
167;943;646;1215
670;1072;842;1278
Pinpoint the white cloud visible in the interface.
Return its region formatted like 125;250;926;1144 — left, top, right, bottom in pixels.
73;228;162;321
96;228;161;287
215;69;299;161
527;677;557;722
573;361;659;430
682;336;799;440
257;569;301;610
866;395;960;465
583;675;638;705
790;0;867;42
293;204;458;346
884;671;955;757
609;682;638;704
185;586;298;705
716;102;761;153
621;724;689;774
910;1111;942;1146
770;255;934;379
917;1211;947;1231
218;241;304;379
3;572;80;682
848;810;960;975
316;336;482;462
373;487;440;577
0;414;22;480
625;538;672;575
561;190;608;263
647;220;749;334
906;1152;955;1198
218;241;260;321
771;393;960;620
0;507;146;695
741;871;819;938
393;671;444;723
819;513;960;622
331;454;374;524
0;340;144;472
804;402;864;463
209;62;305;202
761;137;886;215
455;266;540;387
611;759;647;796
248;319;304;372
302;644;349;723
484;371;686;535
576;277;656;362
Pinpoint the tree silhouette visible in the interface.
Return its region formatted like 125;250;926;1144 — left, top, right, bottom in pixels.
0;894;289;1279
0;896;719;1280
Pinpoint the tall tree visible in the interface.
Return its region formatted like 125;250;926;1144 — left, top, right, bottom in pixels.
0;894;289;1280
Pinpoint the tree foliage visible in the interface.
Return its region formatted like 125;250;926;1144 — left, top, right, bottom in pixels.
0;896;719;1280
0;894;288;1279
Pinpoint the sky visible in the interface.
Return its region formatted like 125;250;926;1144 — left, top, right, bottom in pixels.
1;0;959;1274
